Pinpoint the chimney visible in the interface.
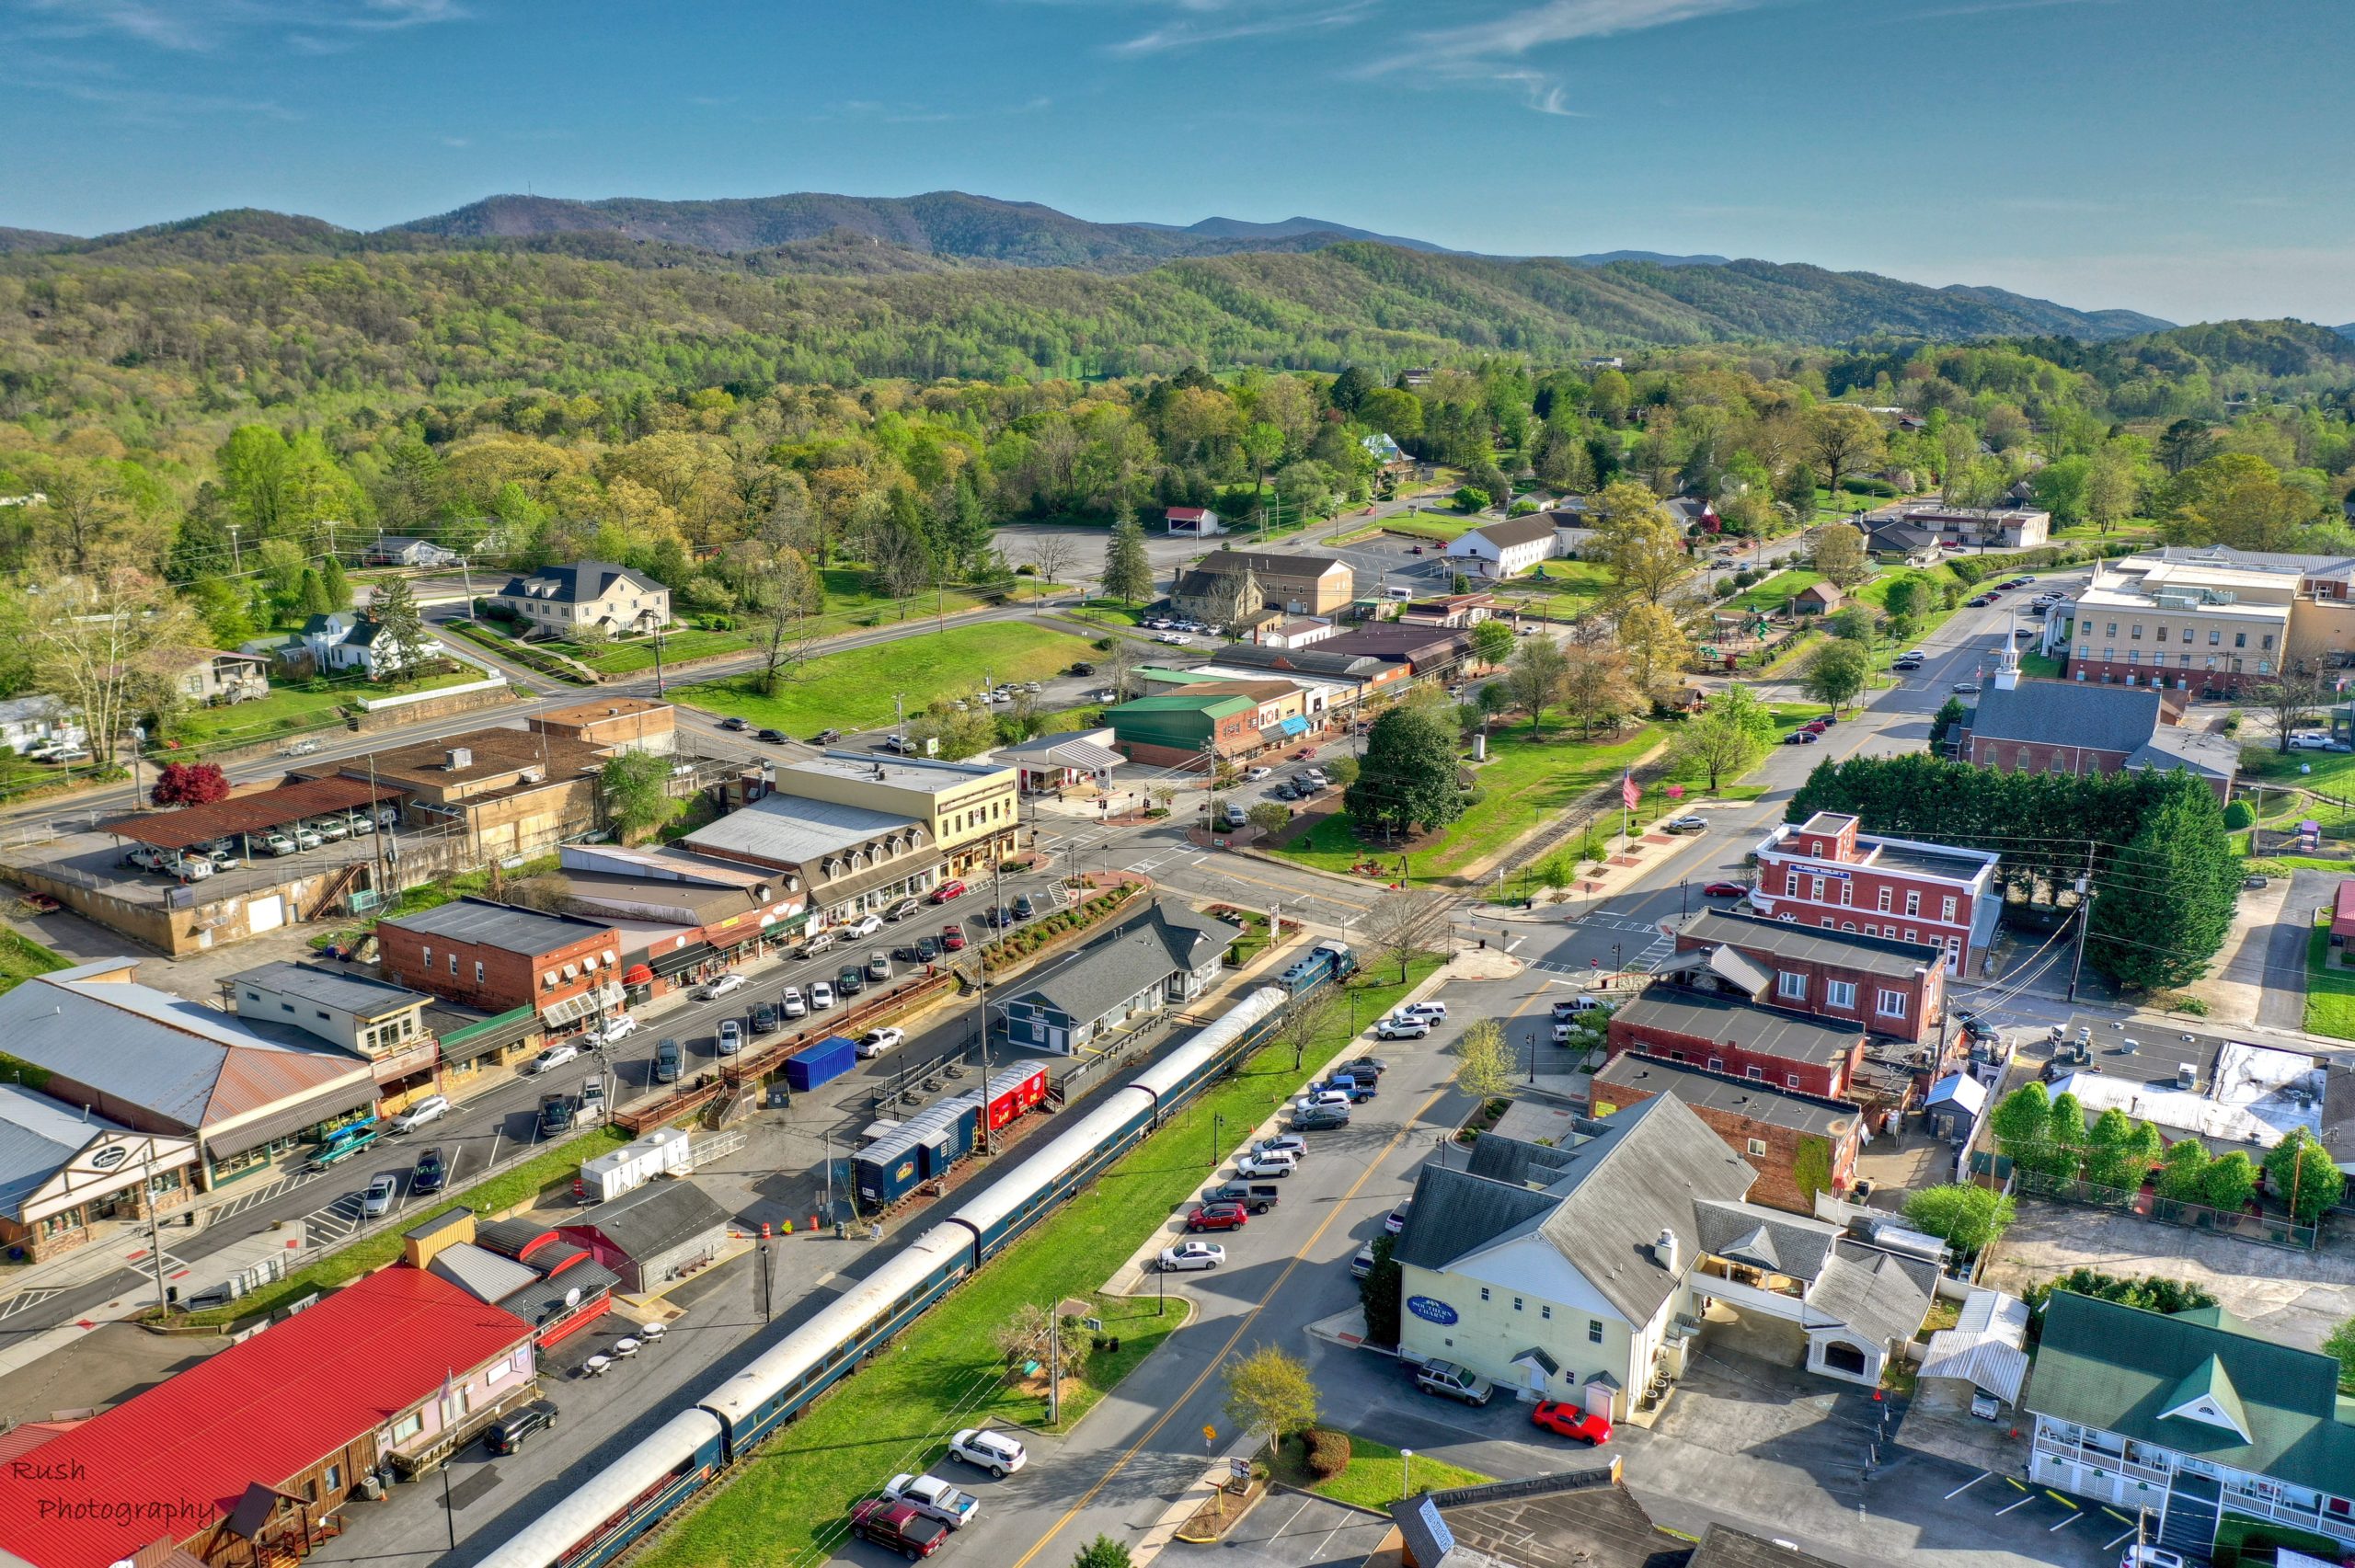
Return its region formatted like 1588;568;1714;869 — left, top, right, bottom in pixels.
1652;1228;1680;1274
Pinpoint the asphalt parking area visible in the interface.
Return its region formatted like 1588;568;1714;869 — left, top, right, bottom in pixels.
1203;1490;1392;1568
1947;1470;2148;1555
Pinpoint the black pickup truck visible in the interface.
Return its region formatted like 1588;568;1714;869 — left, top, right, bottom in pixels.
1202;1182;1281;1214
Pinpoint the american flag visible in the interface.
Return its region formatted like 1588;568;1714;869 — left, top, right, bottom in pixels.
1621;770;1639;810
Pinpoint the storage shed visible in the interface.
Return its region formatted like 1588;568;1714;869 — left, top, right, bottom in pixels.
558;1181;732;1294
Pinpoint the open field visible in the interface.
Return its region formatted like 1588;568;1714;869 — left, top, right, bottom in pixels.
0;928;66;996
1726;568;1827;613
633;957;1445;1568
165;667;483;749
676;623;1090;737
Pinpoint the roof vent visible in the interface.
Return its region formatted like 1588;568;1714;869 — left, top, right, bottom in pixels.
445;748;472;771
2177;1063;2197;1091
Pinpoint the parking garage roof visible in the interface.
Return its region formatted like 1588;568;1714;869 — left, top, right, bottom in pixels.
100;778;400;852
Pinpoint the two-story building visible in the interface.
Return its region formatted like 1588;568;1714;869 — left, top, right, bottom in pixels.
1751;812;2001;976
495;560;671;637
226;960;441;1112
375;898;625;1037
1444;514;1561;580
295;611;416;679
1962;653;2239;799
684;790;941;929
1665;910;1946;1045
1588;1053;1864;1214
1606;985;1868;1100
764;751;1019;879
991;901;1238;1053
553;841;806;1001
1170;548;1354;620
2049;552;2301;694
291;726;612;861
2025;1290;2355;1558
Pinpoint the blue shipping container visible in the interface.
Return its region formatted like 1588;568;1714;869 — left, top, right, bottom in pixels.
786;1036;858;1093
856;1131;925;1206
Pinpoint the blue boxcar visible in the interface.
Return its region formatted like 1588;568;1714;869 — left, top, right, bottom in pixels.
785;1035;857;1093
855;1130;925;1207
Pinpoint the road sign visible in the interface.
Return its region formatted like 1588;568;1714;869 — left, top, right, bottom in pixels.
1202;1425;1216;1448
1228;1457;1249;1482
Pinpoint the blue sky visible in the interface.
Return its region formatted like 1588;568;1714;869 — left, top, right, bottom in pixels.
2;0;2349;325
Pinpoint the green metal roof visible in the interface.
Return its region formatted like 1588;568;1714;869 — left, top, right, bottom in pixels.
1106;692;1254;717
2160;1355;2252;1441
2025;1291;2355;1495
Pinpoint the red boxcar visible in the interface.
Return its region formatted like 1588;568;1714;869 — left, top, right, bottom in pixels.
984;1064;1048;1130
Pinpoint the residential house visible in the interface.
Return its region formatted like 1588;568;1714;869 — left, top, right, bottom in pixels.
992;901;1240;1053
1444;513;1560;580
0;957;379;1197
226;960;440;1111
295;611;416;679
1588;1052;1863;1214
558;1179;733;1294
763;751;1020;878
1962;654;2238;799
1391;1099;1936;1419
495;560;671;637
290;725;613;861
1751;811;2002;976
155;645;271;705
0;1267;537;1568
1398;593;1501;629
1361;432;1413;475
365;534;461;567
1665;910;1947;1045
1664;498;1721;532
1164;505;1223;536
0;694;83;754
1170;548;1354;620
2025;1291;2355;1556
375;898;624;1038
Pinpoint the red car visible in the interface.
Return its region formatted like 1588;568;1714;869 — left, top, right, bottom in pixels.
940;923;967;952
928;879;967;904
1186;1203;1249;1232
1531;1401;1613;1446
1702;881;1749;899
850;1499;948;1560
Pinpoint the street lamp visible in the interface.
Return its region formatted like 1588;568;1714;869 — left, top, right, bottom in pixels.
1400;1448;1413;1501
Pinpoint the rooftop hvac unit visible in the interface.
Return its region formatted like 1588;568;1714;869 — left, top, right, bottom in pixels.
2177;1063;2197;1091
517;767;542;784
445;747;472;770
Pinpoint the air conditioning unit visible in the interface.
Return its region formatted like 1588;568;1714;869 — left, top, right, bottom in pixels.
2176;1063;2197;1091
445;748;472;770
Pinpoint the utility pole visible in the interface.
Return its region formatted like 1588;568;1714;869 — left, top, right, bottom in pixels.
2064;841;2097;1002
143;1145;170;1314
651;620;666;698
1048;1309;1062;1426
228;524;241;574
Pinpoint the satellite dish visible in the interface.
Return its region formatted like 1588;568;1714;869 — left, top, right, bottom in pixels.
564;1287;581;1310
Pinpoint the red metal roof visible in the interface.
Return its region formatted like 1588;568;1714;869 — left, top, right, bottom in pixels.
0;1268;531;1568
102;778;400;851
2334;879;2355;935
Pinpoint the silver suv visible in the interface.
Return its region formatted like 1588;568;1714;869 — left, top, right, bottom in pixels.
1414;1358;1496;1407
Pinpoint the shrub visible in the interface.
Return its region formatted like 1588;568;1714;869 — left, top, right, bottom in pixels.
1304;1428;1351;1479
2223;799;2255;830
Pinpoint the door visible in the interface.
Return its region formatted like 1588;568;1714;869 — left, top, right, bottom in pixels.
248;894;285;933
1522;1361;1548;1398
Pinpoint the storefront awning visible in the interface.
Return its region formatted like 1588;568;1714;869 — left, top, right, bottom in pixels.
650;943;717;979
622;963;655;985
1278;715;1310;736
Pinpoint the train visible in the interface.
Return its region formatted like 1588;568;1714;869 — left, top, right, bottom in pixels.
473;980;1304;1568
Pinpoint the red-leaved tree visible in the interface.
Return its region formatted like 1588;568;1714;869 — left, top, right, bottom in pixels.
152;761;230;807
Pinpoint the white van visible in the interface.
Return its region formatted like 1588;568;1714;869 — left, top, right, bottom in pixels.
1384;585;1414;601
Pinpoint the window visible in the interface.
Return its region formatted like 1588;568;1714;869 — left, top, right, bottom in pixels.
474;961;485;985
421;945;431;970
280;1001;295;1013
1479;1287;1490;1302
2106;622;2117;637
1747;1139;1768;1156
1588;1320;1604;1344
1513;1297;1524;1312
449;953;459;976
1540;1305;1551;1320
1707;1056;1723;1071
2131;624;2142;640
1905;889;1921;917
1839;881;1854;906
1826;979;1856;1009
1940;896;1957;922
2234;632;2247;648
1877;989;1909;1018
390;1412;424;1442
2127;648;2141;665
325;1463;342;1494
2209;627;2222;645
1904;927;1919;943
1777;970;1808;1001
1787;1073;1801;1088
1745;1066;1763;1081
1820;918;1834;929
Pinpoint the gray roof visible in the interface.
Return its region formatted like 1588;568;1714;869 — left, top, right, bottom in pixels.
1677;910;1942;981
2128;727;2242;781
2151;544;2355;578
1466;513;1560;549
1806;1239;1937;1350
1611;987;1866;1067
1652;943;1775;998
1396;1097;1754;1328
1190;548;1350;581
1592;1055;1860;1138
1199;643;1390;679
499;1257;623;1327
382;896;615;956
1688;1524;1853;1568
1000;902;1241;1026
497;560;666;604
428;1242;541;1303
565;1179;731;1261
1392;1467;1691;1568
230;960;431;1019
0;1084;128;1219
0;694;68;726
475;1217;563;1260
784;750;1010;796
1692;1199;1838;1281
683;790;923;866
1966;679;2163;754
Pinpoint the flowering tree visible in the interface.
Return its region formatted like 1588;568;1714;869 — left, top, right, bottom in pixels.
152;761;230;807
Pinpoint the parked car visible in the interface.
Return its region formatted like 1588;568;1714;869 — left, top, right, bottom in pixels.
341;810;376;835
1702;881;1749;898
867;950;892;980
717;1019;743;1055
939;923;967;952
948;1427;1028;1477
810;980;836;1010
1350;1243;1377;1279
1384;1200;1413;1234
1010;893;1037;921
1399;1001;1447;1023
1414;1358;1496;1406
750;1001;779;1035
292;828;325;850
2120;1550;2187;1568
797;930;838;958
1252;1133;1308;1161
411;1146;449;1195
1783;729;1821;745
849;1500;948;1561
1203;1182;1280;1214
1348;1058;1387;1080
1244;766;1271;782
755;728;789;744
1531;1401;1613;1446
309;817;350;842
362;1171;401;1219
1186;1203;1249;1232
929;878;967;904
1234;1151;1296;1179
701;973;747;1000
390;1094;450;1133
1158;1241;1226;1273
882;1473;981;1530
914;934;939;962
836;965;866;997
482;1402;558;1456
654;1037;684;1082
529;1042;580;1075
1663;814;1707;832
1952;681;1981;694
779;986;809;1017
589;1014;638;1045
261;831;299;856
718;715;751;732
1292;1103;1350;1130
857;1026;905;1059
537;1094;575;1138
849;913;886;937
810;727;843;745
1374;1015;1430;1040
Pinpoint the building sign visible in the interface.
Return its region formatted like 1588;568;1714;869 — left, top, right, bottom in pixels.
87;1146;130;1173
1405;1296;1460;1326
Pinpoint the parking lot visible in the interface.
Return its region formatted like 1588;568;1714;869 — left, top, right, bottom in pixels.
1210;1491;1391;1568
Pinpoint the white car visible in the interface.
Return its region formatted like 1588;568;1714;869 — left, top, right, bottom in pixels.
857;1026;906;1059
174;855;215;880
881;1473;979;1530
390;1094;450;1133
1398;1001;1448;1023
1234;1151;1296;1179
1295;1089;1351;1114
262;832;299;857
717;1020;742;1056
589;1015;638;1045
1373;1015;1430;1041
1244;766;1271;782
778;986;808;1018
529;1042;580;1074
1155;632;1191;646
1159;1241;1226;1273
700;973;747;1000
361;1171;401;1219
2120;1551;2186;1568
849;913;885;937
309;817;350;842
949;1427;1028;1477
293;829;325;851
809;981;836;1010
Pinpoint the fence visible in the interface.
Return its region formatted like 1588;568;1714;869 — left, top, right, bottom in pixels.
350;673;510;714
2010;1169;2318;1252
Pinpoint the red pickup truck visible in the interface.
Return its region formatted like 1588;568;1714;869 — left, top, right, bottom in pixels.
851;1499;948;1560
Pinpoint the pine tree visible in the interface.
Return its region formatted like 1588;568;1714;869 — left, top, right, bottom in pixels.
2086;776;2239;990
1100;519;1153;605
319;553;350;612
296;567;333;618
368;574;433;680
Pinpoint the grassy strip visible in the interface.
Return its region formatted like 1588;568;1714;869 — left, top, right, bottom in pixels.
636;958;1445;1568
0;927;67;995
167;1125;634;1327
1270;1430;1495;1512
1726;567;1826;614
164;668;483;749
1066;599;1145;627
2306;914;2355;1042
675;622;1087;737
1383;512;1480;542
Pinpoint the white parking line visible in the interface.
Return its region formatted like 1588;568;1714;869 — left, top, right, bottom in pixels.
1944;1471;1991;1500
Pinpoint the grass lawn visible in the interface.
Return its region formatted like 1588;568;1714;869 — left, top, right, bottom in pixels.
1269;1430;1495;1512
635;958;1445;1568
1727;568;1825;614
2240;743;2355;796
1270;725;1660;885
1497;558;1614;616
2018;652;2064;679
1385;511;1481;542
2307;914;2355;1041
0;928;66;996
1068;599;1146;627
167;667;482;750
676;623;1090;738
167;1124;633;1327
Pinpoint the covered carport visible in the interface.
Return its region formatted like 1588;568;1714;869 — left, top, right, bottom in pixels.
1917;1287;2030;1415
101;777;403;864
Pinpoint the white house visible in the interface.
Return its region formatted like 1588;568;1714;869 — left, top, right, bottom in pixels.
365;535;461;568
295;612;417;679
1164;506;1223;537
495;561;671;637
1393;1098;1938;1420
1443;513;1560;580
0;695;85;755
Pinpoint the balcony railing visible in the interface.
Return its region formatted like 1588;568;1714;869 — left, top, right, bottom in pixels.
2031;1434;2170;1489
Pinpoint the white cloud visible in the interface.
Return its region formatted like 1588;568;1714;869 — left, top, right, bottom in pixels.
1105;0;1375;57
17;0;465;53
1409;0;1782;61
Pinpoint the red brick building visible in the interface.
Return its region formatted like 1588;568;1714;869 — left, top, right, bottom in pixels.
1959;670;2238;801
1665;909;1945;1045
376;897;622;1035
1750;811;2002;977
1588;1053;1863;1215
1606;985;1866;1100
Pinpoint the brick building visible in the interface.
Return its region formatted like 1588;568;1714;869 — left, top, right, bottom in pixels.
1665;909;1946;1045
376;898;623;1036
1960;657;2238;800
291;725;611;863
1606;985;1867;1099
1588;1053;1864;1215
1751;811;2001;976
528;696;677;755
1103;689;1263;767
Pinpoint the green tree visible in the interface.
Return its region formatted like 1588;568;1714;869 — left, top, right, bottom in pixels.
295;567;333;619
1502;634;1569;731
1800;638;1871;710
2082;1109;2163;1192
1100;518;1154;605
2154;1138;2211;1203
1670;684;1776;792
1809;521;1872;589
1591;486;1689;605
1074;1537;1134;1568
1453;486;1492;513
1808;406;1886;498
1453;1018;1514;1100
2200;1150;2260;1211
1879;574;1928;623
1358;1231;1404;1347
1223;1345;1319;1444
1469;618;1516;668
2046;1090;2090;1182
1246;801;1291;838
1901;1184;2016;1258
2325;1316;2355;1397
600;750;683;841
367;574;433;678
319;553;350;612
2086;776;2241;990
1990;1083;2070;1181
1927;695;1969;753
2264;1127;2345;1226
1617;601;1689;696
1346;704;1464;836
